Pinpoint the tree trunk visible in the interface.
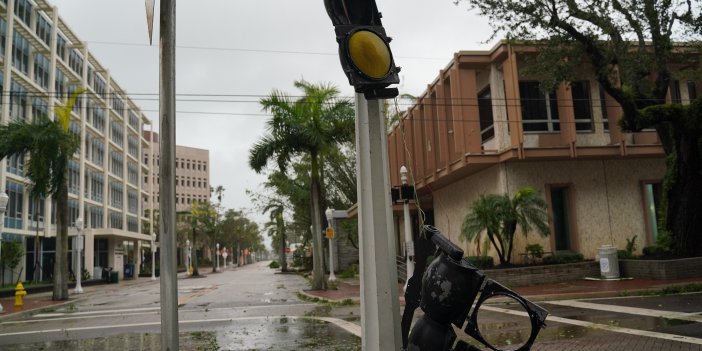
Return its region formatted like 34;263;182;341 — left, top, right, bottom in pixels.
52;184;69;300
310;151;326;290
192;226;199;276
665;132;702;256
278;208;288;272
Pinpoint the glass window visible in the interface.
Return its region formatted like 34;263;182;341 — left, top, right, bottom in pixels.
10;80;28;121
478;86;494;142
14;0;32;27
12;31;30;74
6;181;25;229
56;35;67;62
670;80;682;104
0;19;7;56
519;81;560;133
68;49;84;76
6;153;25;176
35;14;51;46
687;81;697;101
68;160;80;195
571;81;593;132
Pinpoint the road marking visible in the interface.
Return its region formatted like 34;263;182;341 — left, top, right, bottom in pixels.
481;305;702;345
0;315;359;338
2;303;319;326
547;300;702;322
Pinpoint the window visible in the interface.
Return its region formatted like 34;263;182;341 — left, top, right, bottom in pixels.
93;72;107;99
10;80;28;121
90;172;104;202
12;32;30;74
91;105;106;132
28;195;45;230
110;151;123;176
14;0;32;27
5;181;24;229
6;153;25;176
35;14;51;46
55;69;66;100
128;134;139;158
0;19;7;56
110;182;123;209
68;49;84;76
127;216;138;233
111;93;125;116
519;81;560;132
477;87;494;142
90;207;104;229
69;199;80;227
129;111;140;130
56;35;67;61
127;161;138;185
111;120;124;147
128;190;138;214
69;85;83;114
91;138;105;166
571;81;593;132
68;160;80;195
599;85;609;131
109;211;123;229
34;54;50;89
31;98;48;122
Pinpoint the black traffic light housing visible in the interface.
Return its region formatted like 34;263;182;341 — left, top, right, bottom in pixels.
323;0;400;99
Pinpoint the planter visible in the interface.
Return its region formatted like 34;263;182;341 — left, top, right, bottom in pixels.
482;261;600;287
619;257;702;280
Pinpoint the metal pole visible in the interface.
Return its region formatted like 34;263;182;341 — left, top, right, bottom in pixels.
159;0;178;349
325;207;336;282
151;233;156;280
74;218;84;293
0;192;6;314
400;166;414;293
354;94;401;350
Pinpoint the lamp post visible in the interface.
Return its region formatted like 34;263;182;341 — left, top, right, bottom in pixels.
325;207;337;282
186;239;191;276
400;166;414;292
222;247;227;268
216;243;220;271
74;218;84;293
0;192;9;313
151;232;157;280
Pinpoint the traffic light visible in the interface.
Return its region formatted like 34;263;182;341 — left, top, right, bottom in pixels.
323;0;400;99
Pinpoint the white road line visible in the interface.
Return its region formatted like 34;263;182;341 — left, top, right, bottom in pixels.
34;307;160;318
547;300;702;322
0;316;359;338
481;305;702;345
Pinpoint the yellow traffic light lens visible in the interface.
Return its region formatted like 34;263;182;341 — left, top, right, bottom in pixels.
348;30;392;79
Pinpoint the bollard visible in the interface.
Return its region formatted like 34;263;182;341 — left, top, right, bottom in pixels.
14;282;27;308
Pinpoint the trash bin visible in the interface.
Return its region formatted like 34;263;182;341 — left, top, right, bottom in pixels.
109;271;119;284
598;245;620;279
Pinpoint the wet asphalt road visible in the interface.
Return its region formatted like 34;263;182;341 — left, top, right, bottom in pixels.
0;261;700;350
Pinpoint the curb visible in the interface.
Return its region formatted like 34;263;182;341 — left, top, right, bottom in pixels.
297;289;361;305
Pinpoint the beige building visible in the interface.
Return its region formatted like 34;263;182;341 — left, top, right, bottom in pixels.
385;42;699;263
0;0;153;283
143;131;210;213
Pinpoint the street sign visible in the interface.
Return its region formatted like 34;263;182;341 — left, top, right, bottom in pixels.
326;227;335;239
145;0;155;45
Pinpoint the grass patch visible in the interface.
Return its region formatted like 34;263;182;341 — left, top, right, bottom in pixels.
619;283;702;297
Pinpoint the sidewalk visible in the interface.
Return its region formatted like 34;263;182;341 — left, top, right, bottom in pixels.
301;276;702;303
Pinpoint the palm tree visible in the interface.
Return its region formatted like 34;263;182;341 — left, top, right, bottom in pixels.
249;80;354;290
461;187;550;265
0;90;83;300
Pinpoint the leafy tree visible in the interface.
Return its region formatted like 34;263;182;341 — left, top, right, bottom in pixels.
189;200;216;276
0;89;83;300
218;209;262;265
249;80;355;290
0;241;24;286
461;187;549;265
457;0;702;256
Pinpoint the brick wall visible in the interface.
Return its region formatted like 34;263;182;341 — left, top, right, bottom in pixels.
620;257;702;280
483;262;600;287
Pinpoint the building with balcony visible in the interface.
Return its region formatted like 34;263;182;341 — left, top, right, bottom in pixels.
386;42;699;264
0;0;153;283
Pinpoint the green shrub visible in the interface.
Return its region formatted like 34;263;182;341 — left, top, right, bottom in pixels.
525;243;544;258
617;250;634;259
464;256;494;269
269;260;280;269
543;252;584;264
642;245;671;258
339;263;358;279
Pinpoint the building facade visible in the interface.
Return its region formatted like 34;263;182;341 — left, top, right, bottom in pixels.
0;0;153;283
142;131;210;214
386;42;699;263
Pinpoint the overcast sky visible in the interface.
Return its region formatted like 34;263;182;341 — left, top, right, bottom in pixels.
49;0;494;237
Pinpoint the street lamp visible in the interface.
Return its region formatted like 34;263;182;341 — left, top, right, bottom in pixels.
151;232;157;280
74;218;84;293
0;191;9;313
186;239;191;276
325;207;337;282
216;243;220;271
400;166;414;292
222;247;227;268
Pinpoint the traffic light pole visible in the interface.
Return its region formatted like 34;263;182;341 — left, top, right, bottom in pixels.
159;0;179;350
354;94;402;350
